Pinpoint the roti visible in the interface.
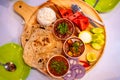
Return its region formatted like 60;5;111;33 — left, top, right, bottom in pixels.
23;27;62;71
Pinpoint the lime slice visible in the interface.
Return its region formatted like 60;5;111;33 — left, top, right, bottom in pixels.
78;31;92;43
91;28;104;34
87;52;97;62
0;43;31;80
91;42;102;50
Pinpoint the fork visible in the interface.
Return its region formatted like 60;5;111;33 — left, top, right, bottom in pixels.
71;4;104;27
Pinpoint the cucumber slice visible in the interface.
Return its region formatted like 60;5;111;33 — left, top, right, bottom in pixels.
91;28;104;34
92;39;105;46
92;33;105;40
91;42;102;50
78;31;92;43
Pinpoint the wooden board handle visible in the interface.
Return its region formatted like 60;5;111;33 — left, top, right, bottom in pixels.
13;1;38;23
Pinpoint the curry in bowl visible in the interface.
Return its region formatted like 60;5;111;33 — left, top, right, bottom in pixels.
63;37;85;58
47;55;69;78
53;18;74;40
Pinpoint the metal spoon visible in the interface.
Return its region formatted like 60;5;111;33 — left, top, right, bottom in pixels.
0;62;16;72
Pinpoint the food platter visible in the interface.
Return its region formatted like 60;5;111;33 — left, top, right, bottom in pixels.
13;0;106;80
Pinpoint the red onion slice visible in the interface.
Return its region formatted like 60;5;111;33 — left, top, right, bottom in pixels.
68;58;79;66
64;58;85;80
71;64;86;79
63;58;79;80
63;70;76;80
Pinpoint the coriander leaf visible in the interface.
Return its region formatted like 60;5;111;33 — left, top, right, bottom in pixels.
57;22;68;35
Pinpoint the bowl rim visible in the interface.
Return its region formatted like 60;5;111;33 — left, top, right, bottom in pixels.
52;18;75;40
63;36;85;58
46;55;70;78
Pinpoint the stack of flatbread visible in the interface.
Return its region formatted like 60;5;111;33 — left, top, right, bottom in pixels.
22;24;63;72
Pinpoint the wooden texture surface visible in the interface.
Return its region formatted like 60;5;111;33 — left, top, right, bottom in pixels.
13;0;106;79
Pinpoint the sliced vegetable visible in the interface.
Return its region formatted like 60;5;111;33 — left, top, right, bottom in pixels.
91;28;104;34
91;42;102;50
92;34;105;40
63;64;86;80
64;59;84;80
68;58;79;66
63;70;76;80
92;39;105;46
90;27;105;50
87;52;97;62
78;31;92;43
83;63;90;67
80;60;90;68
70;64;86;79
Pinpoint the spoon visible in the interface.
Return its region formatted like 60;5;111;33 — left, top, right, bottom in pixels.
0;62;16;72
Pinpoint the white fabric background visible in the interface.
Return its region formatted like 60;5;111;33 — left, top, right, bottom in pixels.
0;0;120;80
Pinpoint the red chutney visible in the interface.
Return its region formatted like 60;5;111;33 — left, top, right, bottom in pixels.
53;18;74;40
64;37;85;57
48;55;69;77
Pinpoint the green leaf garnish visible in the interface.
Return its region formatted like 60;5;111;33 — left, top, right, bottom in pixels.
50;60;67;74
72;41;80;53
57;22;68;35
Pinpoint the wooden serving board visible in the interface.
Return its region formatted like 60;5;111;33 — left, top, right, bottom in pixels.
13;0;106;79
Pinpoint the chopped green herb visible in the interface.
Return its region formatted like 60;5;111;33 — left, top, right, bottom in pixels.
57;22;68;35
72;41;80;53
50;60;67;74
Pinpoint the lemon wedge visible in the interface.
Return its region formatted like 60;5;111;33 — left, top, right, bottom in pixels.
87;52;97;62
